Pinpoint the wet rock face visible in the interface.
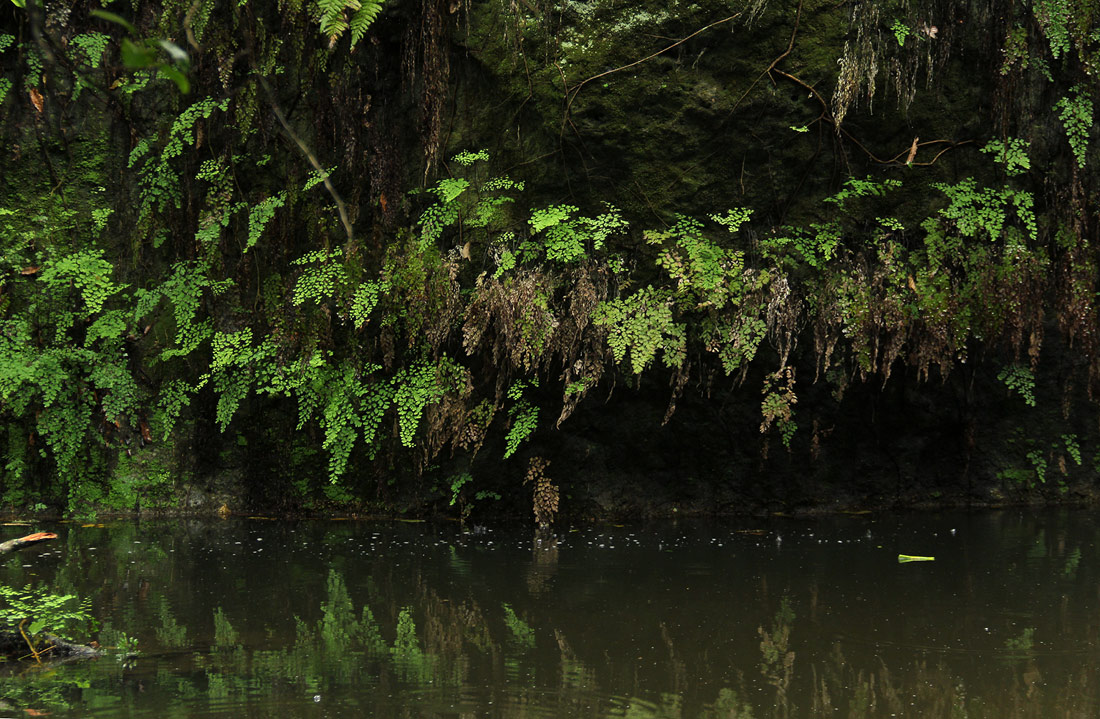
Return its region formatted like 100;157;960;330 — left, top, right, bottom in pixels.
454;1;863;223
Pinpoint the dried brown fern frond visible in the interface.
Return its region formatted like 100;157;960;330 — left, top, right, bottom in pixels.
524;456;559;528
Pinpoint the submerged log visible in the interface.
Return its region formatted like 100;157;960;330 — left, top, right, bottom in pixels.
0;532;58;555
0;631;102;661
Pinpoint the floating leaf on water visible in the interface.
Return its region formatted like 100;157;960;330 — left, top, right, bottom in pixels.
898;554;935;563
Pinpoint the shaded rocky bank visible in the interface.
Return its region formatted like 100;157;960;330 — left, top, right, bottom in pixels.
1;0;1098;518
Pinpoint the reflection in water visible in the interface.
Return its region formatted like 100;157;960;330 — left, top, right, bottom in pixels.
759;596;794;718
0;511;1097;717
526;526;559;596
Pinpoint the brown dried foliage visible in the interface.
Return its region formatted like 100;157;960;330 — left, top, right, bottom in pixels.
525;456;559;528
462;270;557;375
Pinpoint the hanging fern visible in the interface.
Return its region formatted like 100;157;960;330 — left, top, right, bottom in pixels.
317;0;384;49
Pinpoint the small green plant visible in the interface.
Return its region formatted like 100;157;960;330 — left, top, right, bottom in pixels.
891;19;912;47
760;368;797;449
981;138;1031;176
1062;434;1082;465
1026;449;1048;484
997;467;1032;486
593;287;685;374
448;472;472;506
504;379;539;459
1000;25;1029;74
88;9;192;92
0;582;95;662
1055;85;1093;169
99;624;140;658
998;365;1036;406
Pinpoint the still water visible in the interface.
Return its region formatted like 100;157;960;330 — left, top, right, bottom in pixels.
1;510;1098;717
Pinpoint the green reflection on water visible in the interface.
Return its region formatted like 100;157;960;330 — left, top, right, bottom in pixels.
0;514;1097;718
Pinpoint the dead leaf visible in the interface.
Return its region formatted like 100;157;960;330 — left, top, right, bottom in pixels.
905;136;919;165
20;266;39;275
28;88;44;115
907;275;918;293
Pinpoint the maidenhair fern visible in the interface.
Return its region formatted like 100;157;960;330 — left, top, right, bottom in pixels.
980;138;1031;176
393;363;445;447
524;203;627;265
932;178;1037;243
650;215;750;309
131;98;230;218
593;287;686;374
292;250;348;306
246;193;286;252
998;364;1036;406
760;367;797;448
350;281;381;328
503;379;539;459
1055;85;1093;168
156;379;194;441
1034;0;1072;59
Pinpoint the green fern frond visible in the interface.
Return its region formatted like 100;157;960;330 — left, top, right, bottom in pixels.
349;1;383;48
318;0;355;43
317;0;383;49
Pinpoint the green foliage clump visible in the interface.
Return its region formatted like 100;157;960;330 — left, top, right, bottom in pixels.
1034;0;1073;59
1055;85;1093;168
981;138;1031;176
1062;434;1082;465
523;204;626;265
932;178;1037;243
0;581;95;659
246;193;287;252
760;368;797;449
71;32;111;68
594;287;685;374
393;361;449;447
504;379;539;459
131;98;230;217
998;365;1036;407
890;20;911;47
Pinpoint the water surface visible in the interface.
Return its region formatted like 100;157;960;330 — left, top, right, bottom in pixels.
2;510;1097;717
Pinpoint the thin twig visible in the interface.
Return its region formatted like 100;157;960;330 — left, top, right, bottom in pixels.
560;12;742;137
772;69;970;167
237;5;354;246
19;619;41;664
730;0;803;115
